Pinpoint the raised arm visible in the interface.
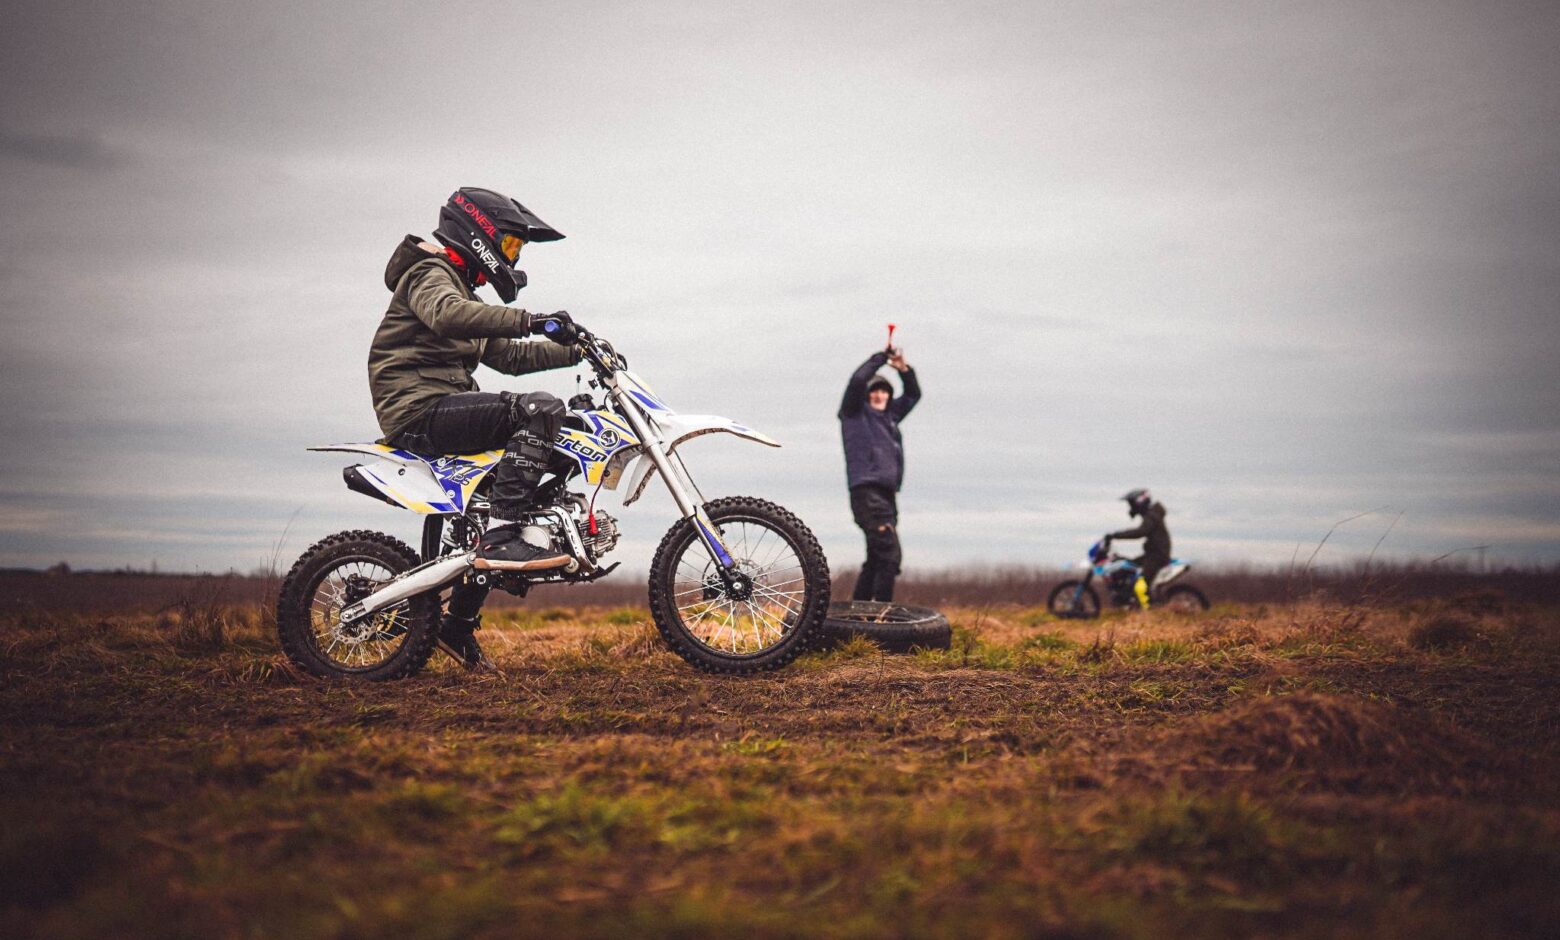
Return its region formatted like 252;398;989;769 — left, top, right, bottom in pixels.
405;263;532;339
838;351;889;418
1108;520;1149;541
889;365;920;420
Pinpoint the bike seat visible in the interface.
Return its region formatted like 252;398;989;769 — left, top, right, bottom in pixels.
310;442;503;465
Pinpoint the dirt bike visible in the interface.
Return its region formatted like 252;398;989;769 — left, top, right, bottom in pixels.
276;327;831;678
1046;539;1209;618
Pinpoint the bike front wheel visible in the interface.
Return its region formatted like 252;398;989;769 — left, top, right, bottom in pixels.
1046;580;1101;619
648;496;830;674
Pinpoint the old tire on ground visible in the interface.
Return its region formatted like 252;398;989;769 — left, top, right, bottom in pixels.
276;529;442;680
820;601;952;652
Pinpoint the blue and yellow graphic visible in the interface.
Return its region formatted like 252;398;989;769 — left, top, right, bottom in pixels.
356;447;502;514
553;411;641;487
423;451;503;513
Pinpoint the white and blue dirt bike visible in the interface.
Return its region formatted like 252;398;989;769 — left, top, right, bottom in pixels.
1046;539;1210;618
276;329;831;678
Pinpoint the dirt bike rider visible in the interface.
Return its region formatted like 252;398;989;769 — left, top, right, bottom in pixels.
1103;488;1171;609
839;345;921;602
368;187;582;668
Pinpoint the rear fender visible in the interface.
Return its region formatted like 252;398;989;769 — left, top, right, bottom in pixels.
1153;561;1191;588
309;443;498;514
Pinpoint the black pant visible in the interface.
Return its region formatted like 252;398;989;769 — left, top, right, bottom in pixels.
850;484;901;602
389;391;565;520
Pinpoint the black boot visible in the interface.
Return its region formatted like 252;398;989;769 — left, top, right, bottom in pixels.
474;523;571;572
437;613;497;671
490;398;564;519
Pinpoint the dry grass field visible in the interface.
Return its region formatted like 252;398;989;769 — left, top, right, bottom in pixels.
3;588;1558;938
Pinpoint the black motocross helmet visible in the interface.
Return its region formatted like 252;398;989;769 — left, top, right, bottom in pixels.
1122;488;1153;517
433;187;564;302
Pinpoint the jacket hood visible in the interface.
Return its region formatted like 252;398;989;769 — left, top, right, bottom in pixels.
384;234;447;291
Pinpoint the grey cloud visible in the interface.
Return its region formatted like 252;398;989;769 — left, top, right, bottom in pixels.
0;128;129;170
1;0;1558;573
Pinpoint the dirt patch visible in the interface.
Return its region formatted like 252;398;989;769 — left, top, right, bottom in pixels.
1131;692;1505;795
3;603;1560;939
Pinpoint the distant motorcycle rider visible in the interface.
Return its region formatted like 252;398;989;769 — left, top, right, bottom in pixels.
1105;489;1171;609
368;187;581;668
839;346;921;602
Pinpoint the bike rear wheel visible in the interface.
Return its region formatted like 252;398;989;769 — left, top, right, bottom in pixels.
1046;580;1101;619
1160;584;1210;613
276;530;441;680
648;496;830;674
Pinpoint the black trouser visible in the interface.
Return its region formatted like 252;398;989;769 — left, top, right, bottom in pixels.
850;484;901;602
390;391;565;521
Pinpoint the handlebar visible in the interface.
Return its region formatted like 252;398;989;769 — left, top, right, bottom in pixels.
573;329;624;377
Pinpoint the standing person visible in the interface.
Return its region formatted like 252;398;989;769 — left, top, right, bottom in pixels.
838;345;921;602
369;187;583;668
1104;488;1171;609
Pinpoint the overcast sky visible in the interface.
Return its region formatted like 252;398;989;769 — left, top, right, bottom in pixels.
1;0;1557;579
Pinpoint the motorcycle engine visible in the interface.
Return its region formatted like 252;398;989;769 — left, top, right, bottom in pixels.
578;510;620;560
513;496;620;569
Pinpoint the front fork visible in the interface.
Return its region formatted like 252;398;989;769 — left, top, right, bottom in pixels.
1076;569;1096;605
609;387;740;585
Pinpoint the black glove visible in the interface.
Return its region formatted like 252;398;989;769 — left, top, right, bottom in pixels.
532;311;579;346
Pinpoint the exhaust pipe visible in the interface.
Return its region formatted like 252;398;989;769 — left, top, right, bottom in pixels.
337;551;475;624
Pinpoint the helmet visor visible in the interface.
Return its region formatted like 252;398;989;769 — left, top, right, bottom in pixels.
500;233;525;264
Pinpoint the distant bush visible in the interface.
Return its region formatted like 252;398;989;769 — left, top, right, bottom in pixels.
6;558;1557;618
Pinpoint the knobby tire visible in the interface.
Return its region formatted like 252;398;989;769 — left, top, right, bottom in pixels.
276;529;442;680
648;496;830;674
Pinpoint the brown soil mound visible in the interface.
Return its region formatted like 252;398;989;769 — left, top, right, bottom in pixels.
1146;692;1501;794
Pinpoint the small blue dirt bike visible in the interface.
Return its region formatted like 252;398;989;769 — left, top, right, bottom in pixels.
1046;539;1210;618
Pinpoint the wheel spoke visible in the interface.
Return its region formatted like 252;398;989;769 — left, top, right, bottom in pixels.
753;574;806;590
652;508;829;660
302;556;420;671
747;527;772;564
660;513;819;657
751;579;804;605
746;599;788;642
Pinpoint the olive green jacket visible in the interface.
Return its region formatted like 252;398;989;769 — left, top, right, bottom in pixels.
368;235;579;439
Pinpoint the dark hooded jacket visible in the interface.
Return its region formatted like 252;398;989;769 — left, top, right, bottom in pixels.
368;235;578;439
838;352;921;491
1110;501;1171;561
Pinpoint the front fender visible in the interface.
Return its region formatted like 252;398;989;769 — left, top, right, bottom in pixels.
621;414;780;506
